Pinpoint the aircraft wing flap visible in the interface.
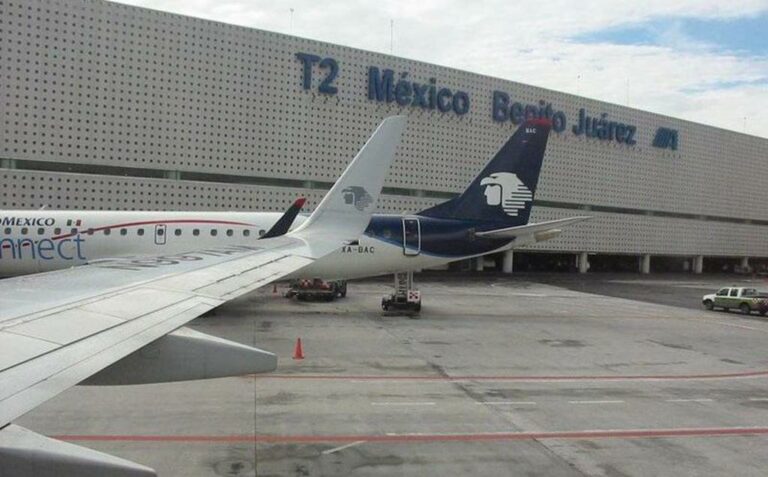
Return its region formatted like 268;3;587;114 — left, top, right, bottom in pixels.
191;255;313;299
0;332;59;371
77;288;195;321
151;249;294;294
3;309;124;346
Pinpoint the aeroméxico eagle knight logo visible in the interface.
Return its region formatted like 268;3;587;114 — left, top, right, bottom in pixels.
480;172;532;216
341;186;373;211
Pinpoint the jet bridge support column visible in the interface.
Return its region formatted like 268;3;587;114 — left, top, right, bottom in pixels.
741;256;750;271
693;255;704;274
640;254;651;274
578;252;589;274
502;250;514;274
474;258;484;272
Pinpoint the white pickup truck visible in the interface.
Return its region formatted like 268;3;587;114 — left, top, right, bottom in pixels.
702;287;768;315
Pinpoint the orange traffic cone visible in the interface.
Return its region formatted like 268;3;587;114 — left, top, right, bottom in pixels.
293;338;305;360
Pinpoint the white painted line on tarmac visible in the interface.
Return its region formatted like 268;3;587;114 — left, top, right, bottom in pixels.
665;398;714;403
748;397;768;402
478;401;538;406
568;400;625;405
321;440;366;455
711;321;768;333
371;401;436;406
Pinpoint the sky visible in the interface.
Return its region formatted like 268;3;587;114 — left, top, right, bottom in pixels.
121;0;768;138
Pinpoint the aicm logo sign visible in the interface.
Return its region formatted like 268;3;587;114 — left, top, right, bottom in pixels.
652;127;679;151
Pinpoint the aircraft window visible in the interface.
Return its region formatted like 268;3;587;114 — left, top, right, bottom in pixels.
174;229;182;236
54;228;61;235
157;229;165;236
120;229;127;236
243;230;250;237
104;229;111;236
37;228;45;235
137;229;145;236
226;229;233;237
21;228;28;235
3;228;10;235
193;229;200;236
210;229;218;236
70;228;78;234
86;229;94;235
258;229;266;237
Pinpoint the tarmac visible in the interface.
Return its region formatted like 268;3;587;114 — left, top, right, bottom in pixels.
16;273;768;476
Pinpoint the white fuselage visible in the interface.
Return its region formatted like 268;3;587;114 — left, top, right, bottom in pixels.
0;210;481;280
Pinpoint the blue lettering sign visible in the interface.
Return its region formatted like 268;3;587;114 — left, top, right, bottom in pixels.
318;57;339;95
652;127;678;150
295;53;338;95
572;108;636;145
295;53;320;90
367;67;470;116
491;91;567;133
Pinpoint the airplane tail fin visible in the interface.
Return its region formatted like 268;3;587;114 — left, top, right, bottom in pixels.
260;197;306;239
419;119;551;227
291;116;406;243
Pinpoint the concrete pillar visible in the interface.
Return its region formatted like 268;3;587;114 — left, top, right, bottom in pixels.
578;252;589;274
741;257;750;270
640;254;651;274
474;257;484;272
502;250;514;274
693;255;704;274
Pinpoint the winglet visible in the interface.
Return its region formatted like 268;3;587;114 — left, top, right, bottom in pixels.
260;197;306;239
292;116;406;240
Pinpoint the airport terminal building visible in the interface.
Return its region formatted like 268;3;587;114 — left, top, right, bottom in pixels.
2;0;768;274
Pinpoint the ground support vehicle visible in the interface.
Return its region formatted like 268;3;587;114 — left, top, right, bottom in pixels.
285;278;347;301
382;271;421;315
702;287;768;315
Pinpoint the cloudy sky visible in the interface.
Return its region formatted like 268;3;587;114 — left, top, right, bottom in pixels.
121;0;768;138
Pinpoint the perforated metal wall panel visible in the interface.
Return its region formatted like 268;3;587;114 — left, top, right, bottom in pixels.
2;0;768;257
0;169;440;213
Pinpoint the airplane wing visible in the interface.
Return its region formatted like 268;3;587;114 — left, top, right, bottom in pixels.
474;216;592;240
0;115;407;477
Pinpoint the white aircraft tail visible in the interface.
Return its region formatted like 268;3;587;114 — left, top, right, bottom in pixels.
292;116;406;241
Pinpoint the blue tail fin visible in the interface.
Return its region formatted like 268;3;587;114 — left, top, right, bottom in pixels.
419;119;551;226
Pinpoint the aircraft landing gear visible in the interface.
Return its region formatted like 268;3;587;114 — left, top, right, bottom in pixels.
381;271;421;317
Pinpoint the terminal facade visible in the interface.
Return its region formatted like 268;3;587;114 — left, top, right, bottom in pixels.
2;0;768;274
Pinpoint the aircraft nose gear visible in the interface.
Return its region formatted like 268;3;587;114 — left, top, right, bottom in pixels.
381;271;421;316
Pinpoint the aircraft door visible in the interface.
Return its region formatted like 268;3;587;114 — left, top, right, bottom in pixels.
402;218;420;256
154;224;167;245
